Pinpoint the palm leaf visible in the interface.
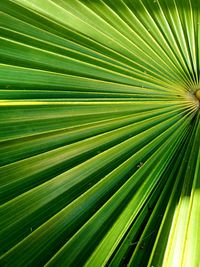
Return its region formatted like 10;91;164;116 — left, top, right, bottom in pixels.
0;0;200;266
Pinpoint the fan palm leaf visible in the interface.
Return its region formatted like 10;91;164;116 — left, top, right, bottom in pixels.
0;0;200;266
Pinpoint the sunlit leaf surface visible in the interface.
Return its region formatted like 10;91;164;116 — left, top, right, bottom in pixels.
0;0;200;266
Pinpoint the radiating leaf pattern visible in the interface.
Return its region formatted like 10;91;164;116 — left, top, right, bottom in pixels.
0;0;200;266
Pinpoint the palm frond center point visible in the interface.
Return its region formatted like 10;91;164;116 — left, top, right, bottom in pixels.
195;89;200;101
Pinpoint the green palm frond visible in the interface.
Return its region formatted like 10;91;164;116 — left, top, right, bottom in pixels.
0;0;200;266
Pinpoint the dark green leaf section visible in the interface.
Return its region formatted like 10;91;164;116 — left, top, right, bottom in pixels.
0;0;199;267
